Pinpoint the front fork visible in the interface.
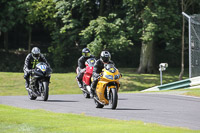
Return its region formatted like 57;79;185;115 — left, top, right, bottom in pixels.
106;86;116;100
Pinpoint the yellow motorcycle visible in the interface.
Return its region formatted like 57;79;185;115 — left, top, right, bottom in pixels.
93;64;121;109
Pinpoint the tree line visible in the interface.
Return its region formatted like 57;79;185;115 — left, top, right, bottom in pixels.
0;0;200;77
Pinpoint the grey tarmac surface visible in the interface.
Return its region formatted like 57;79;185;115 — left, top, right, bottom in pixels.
0;93;200;130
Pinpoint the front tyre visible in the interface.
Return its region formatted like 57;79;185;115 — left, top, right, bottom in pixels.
109;88;118;109
42;81;49;101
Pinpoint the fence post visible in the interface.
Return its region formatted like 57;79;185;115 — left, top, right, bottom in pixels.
182;12;191;78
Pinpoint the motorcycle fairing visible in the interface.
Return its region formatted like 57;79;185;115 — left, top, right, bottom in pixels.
96;68;121;105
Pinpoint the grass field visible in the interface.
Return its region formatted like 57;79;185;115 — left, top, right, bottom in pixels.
0;68;199;96
0;104;199;133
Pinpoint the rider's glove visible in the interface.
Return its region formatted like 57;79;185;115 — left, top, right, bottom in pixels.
28;69;34;74
27;69;32;74
80;68;86;73
94;73;100;78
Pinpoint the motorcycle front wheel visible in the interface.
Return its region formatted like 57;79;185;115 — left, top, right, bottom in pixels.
41;81;49;101
109;88;118;109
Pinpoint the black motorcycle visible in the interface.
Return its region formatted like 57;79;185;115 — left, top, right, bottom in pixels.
27;62;52;101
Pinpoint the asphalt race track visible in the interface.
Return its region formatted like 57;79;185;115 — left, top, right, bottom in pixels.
0;93;200;130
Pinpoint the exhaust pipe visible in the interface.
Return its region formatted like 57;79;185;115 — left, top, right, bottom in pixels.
26;88;38;96
94;97;106;105
80;88;89;94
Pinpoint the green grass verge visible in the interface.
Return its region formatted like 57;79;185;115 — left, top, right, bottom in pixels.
0;68;195;96
184;88;200;97
0;104;199;133
0;72;80;96
119;68;189;92
173;88;200;97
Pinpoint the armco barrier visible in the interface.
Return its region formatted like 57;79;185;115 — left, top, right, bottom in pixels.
142;76;200;92
158;79;191;90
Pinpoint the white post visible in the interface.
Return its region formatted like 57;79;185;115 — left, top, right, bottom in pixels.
182;12;192;78
160;70;163;85
159;63;168;85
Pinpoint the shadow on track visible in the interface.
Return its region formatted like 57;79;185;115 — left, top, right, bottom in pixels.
37;100;79;102
118;98;128;100
116;108;151;111
101;107;151;111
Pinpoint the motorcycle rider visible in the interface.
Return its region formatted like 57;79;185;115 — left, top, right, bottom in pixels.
76;48;95;89
90;51;114;97
23;47;50;90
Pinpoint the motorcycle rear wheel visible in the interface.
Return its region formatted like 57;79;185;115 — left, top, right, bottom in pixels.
41;81;49;101
109;88;118;109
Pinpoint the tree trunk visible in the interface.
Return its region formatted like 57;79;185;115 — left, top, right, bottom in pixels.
137;40;155;73
179;0;190;80
28;28;32;52
179;14;185;80
99;0;104;16
4;32;9;53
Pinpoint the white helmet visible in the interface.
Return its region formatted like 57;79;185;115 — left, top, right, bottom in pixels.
31;47;41;60
100;51;111;63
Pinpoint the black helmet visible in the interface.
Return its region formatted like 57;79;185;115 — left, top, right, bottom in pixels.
82;48;91;57
100;51;111;63
31;47;41;60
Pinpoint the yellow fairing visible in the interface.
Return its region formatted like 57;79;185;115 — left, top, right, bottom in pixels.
96;68;121;105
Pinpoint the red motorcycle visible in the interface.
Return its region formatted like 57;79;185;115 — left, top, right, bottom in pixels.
76;58;96;98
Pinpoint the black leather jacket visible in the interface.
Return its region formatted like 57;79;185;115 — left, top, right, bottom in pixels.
93;59;114;77
23;53;49;72
78;55;95;69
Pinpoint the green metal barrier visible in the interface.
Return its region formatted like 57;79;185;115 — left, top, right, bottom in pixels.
142;76;200;92
158;79;191;90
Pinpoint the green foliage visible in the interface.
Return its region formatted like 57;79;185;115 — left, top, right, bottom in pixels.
0;0;29;32
39;0;97;66
26;0;56;28
123;0;181;46
80;14;133;56
0;52;26;72
1;0;200;71
139;1;181;44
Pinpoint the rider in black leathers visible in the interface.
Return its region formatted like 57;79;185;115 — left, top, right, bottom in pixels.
23;47;50;89
91;51;114;96
76;48;95;89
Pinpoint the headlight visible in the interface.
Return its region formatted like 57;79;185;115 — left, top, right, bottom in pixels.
105;75;113;80
114;74;120;80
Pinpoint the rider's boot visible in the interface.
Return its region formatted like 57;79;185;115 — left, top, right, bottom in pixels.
90;88;94;98
76;77;83;89
90;81;97;98
25;78;29;90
